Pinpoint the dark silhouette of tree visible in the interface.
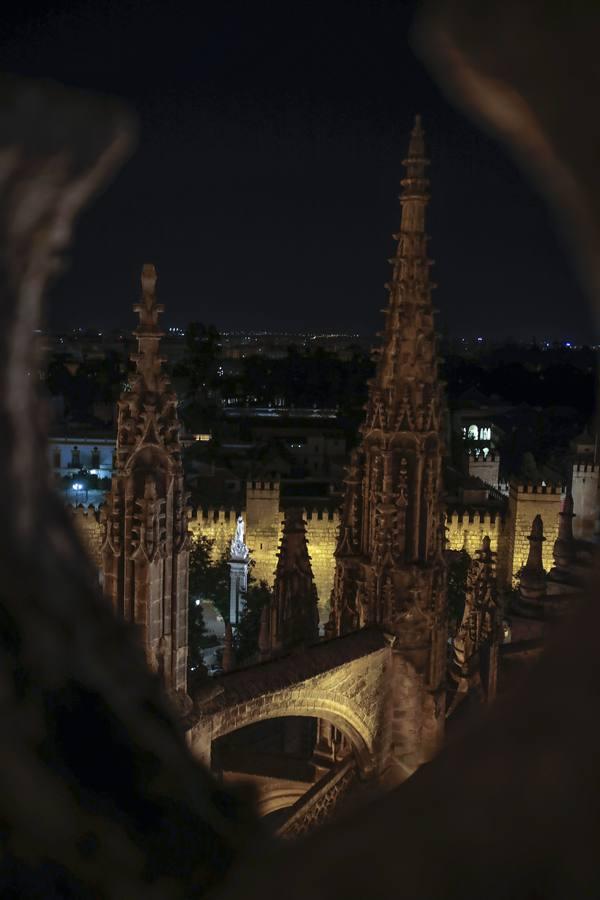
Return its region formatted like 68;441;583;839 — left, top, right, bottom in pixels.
236;579;273;664
446;549;471;636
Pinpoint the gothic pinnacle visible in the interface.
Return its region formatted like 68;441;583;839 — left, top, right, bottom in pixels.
553;493;576;571
371;115;440;407
518;514;547;605
131;263;167;394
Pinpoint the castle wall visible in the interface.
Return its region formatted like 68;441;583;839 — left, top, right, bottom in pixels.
189;508;240;563
572;462;598;540
445;510;508;586
467;452;500;488
69;505;104;570
507;483;563;584
188;485;340;627
245;482;283;586
305;509;340;620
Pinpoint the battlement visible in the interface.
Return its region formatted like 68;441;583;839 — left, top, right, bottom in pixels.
511;483;564;496
468;449;498;462
446;509;505;527
573;461;598;474
304;507;340;524
190;507;239;525
247;480;280;495
67;503;103;523
68;503;104;568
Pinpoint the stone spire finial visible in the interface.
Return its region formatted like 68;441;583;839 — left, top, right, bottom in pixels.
519;514;547;604
526;515;545;569
222;623;236;673
270;508;319;654
553;493;576;570
398;113;430;236
131;263;167;395
405;113;426;165
450;532;499;702
368;115;439;408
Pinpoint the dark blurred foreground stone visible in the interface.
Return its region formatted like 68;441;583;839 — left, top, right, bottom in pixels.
0;76;255;899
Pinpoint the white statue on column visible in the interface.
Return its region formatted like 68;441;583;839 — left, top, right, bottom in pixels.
229;515;250;625
230;515;250;561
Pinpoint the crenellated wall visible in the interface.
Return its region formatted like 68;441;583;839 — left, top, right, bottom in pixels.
304;508;340;618
68;505;104;570
72;480;551;608
188;507;241;562
187;483;340;623
445;509;508;584
506;482;564;584
572;460;598;540
467;450;500;488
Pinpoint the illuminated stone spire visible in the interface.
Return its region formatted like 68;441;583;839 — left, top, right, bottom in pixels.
518;515;547;605
367;113;440;424
553;493;576;571
102;265;190;705
263;508;319;657
329;117;448;771
448;535;501;713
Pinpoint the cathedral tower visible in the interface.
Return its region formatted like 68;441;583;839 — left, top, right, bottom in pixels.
329;117;448;770
102;265;190;701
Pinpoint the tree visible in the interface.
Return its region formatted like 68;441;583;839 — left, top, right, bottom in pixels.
188;535;231;686
446;550;471;636
188;534;230;619
188;593;208;691
188;536;273;667
236;579;273;664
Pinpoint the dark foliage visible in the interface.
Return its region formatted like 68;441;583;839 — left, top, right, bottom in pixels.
446;550;471;635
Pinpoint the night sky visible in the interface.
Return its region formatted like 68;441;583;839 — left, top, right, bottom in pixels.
1;0;594;341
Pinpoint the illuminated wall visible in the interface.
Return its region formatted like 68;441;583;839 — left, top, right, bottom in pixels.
73;480;560;613
188;481;340;624
445;509;508;585
506;483;563;583
69;505;104;570
572;461;598;540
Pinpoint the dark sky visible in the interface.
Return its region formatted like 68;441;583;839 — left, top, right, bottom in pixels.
1;0;594;341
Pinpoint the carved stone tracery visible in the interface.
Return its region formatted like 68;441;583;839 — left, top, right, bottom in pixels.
101;265;190;700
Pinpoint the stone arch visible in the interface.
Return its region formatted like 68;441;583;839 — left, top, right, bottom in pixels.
209;694;375;776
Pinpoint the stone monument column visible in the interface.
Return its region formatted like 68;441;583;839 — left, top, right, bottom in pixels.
229;515;250;625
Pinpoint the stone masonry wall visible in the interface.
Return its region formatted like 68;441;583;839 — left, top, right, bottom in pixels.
69;505;104;569
305;509;340;620
188;484;340;626
572;461;598;540
507;483;564;584
445;510;509;586
189;508;240;563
